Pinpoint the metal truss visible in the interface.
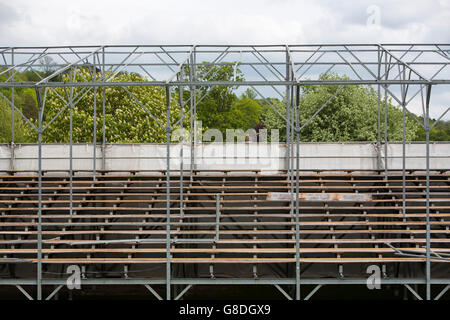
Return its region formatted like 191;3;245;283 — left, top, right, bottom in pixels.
0;44;449;301
2;278;450;301
0;44;449;87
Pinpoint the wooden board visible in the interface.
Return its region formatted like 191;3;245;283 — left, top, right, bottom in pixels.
267;192;372;201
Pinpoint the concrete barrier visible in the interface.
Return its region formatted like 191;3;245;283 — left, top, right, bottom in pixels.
0;142;448;173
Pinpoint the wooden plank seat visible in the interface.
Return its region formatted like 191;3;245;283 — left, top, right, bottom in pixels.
1;247;450;263
1;257;448;264
1;206;449;212
0;174;448;182
0;185;448;192
0;229;449;236
0;177;448;184
2;247;450;254
0;238;450;249
1;213;450;220
0;192;448;199
0;220;449;228
1;168;448;175
1;198;449;206
1;238;449;245
0;190;448;197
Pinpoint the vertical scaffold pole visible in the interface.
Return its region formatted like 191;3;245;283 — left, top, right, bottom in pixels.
285;47;290;175
285;49;293;214
425;84;432;300
10;48;14;170
102;47;106;171
401;66;406;217
93;57;97;181
377;46;382;170
189;48;196;179
165;85;172;300
384;50;389;179
179;72;184;219
69;71;73;217
37;88;43;301
294;85;301;301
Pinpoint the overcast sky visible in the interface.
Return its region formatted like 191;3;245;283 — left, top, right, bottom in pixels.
0;0;449;118
1;0;449;45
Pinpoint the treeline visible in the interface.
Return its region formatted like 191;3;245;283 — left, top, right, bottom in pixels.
0;63;448;143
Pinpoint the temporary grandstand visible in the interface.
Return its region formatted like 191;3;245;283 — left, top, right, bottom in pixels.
0;44;449;300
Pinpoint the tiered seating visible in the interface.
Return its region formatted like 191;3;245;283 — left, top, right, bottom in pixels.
0;169;449;277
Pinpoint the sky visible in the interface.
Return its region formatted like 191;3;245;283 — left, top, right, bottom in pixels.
0;0;449;118
0;0;449;45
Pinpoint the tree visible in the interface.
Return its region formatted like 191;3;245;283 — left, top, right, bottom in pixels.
194;62;244;112
39;56;57;77
183;62;262;135
10;88;38;120
415;119;450;141
27;68;189;143
262;73;420;142
0;100;33;143
260;98;287;141
0;68;40;121
241;88;257;100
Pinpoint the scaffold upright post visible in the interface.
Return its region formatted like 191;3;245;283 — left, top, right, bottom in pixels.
36;87;43;301
10;48;14;171
294;84;301;301
93;55;97;181
425;84;432;300
166;85;172;300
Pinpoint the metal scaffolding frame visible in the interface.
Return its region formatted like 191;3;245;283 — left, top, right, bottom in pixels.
0;44;449;300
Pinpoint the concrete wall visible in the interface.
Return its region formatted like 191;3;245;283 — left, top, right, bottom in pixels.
0;142;448;173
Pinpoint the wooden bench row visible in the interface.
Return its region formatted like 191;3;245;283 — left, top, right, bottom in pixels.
1;206;449;212
0;229;449;235
1;197;449;207
1;213;450;219
1;177;448;184
1;169;448;175
2;247;450;254
0;220;449;228
2;257;448;264
1;185;448;192
2;238;449;245
1;198;449;205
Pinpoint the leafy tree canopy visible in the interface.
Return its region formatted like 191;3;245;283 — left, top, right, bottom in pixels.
0;99;33;143
0;66;448;144
414;117;450;141
262;73;421;142
184;62;263;136
27;68;189;143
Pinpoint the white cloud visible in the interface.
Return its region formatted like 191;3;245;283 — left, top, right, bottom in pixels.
0;0;448;119
2;0;448;45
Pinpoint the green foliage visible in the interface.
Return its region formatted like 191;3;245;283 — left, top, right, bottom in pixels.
227;98;262;131
0;65;447;144
262;73;421;142
185;62;262;135
414;118;450;141
196;95;262;135
14;88;38;120
192;62;244;112
0;68;39;121
27;68;189;143
260;98;287;141
0;100;33;143
241;88;257;100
